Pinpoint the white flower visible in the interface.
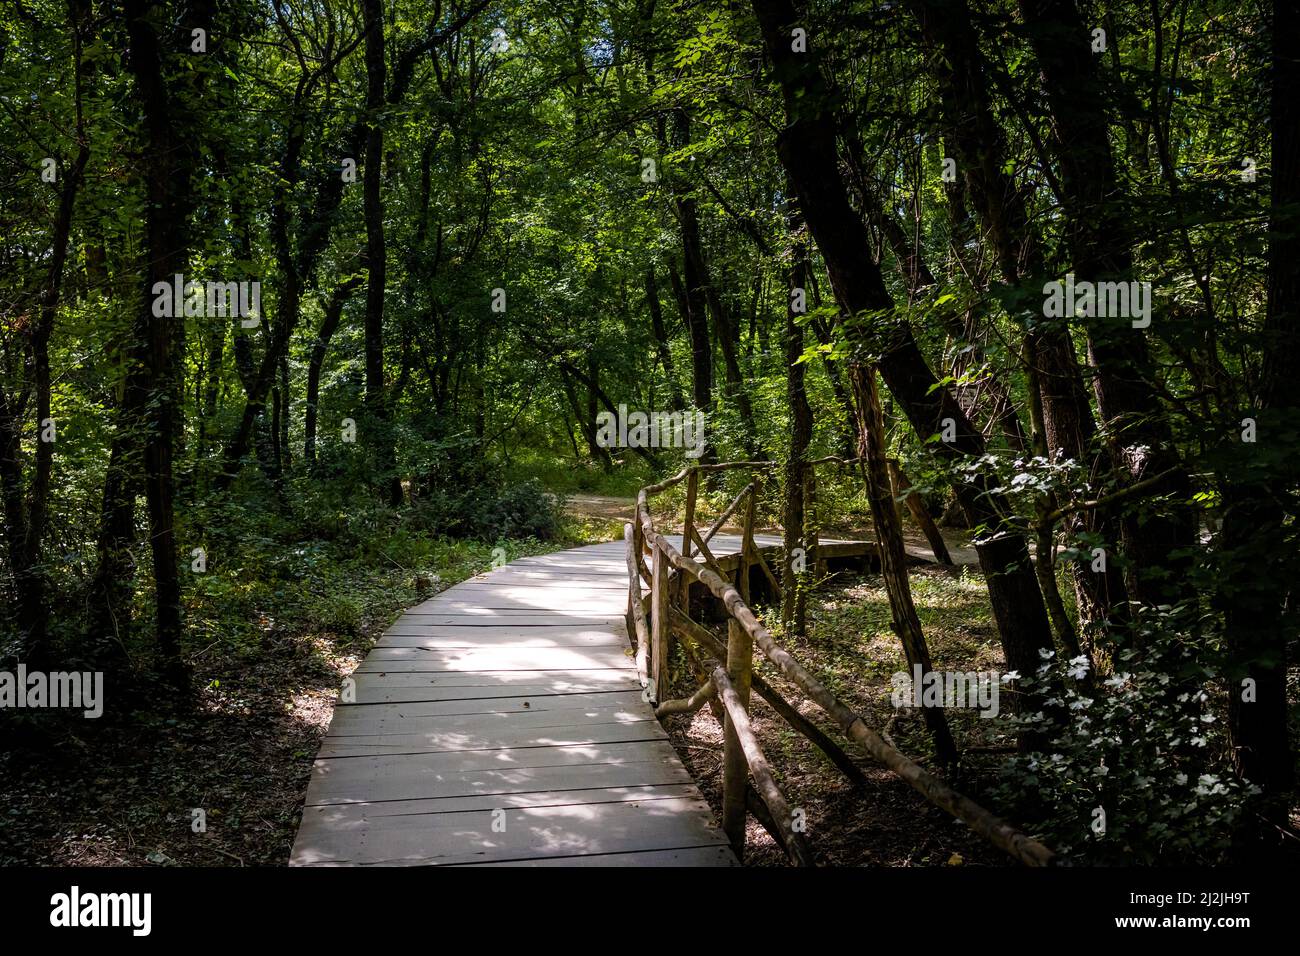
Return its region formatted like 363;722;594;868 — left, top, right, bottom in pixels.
1001;670;1020;683
1038;648;1055;660
1067;655;1090;679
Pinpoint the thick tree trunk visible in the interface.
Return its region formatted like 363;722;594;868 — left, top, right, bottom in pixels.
362;0;401;506
1220;1;1298;824
122;0;194;688
645;267;685;412
750;0;1056;713
1019;0;1195;606
671;221;717;467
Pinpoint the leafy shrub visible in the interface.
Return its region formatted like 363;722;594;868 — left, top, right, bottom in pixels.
471;479;565;541
305;592;365;638
990;608;1258;864
411;478;564;542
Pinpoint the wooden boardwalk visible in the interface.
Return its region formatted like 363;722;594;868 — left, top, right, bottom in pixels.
290;537;779;867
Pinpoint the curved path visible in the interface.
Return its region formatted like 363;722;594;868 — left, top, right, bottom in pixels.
289;537;768;866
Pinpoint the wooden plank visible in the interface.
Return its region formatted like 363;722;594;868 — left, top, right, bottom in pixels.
303;754;692;807
392;613;623;627
297;783;699;821
355;647;634;671
325;702;660;738
408;606;626;621
307;738;682;786
330;690;646;722
350;668;634;687
316;718;667;757
467;845;739;867
346;673;640;704
457;576;630;589
409;601;624;614
373;627;628;648
291;796;726;866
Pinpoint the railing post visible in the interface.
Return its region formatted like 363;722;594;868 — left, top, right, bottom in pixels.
804;463;821;577
737;482;757;602
721;616;754;858
650;544;670;704
679;468;699;609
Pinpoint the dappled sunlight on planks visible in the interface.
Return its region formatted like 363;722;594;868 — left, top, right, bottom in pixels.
291;540;738;866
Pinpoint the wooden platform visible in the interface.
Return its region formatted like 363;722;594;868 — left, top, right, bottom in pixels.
291;538;742;866
290;534;877;866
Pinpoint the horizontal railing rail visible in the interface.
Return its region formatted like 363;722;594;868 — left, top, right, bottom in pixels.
625;459;1053;867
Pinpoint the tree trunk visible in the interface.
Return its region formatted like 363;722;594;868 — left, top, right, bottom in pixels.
362;0;400;506
1019;0;1195;606
645;266;685;412
305;273;364;464
782;201;814;634
122;0;195;688
849;363;958;765
1220;1;1298;825
750;0;1056;720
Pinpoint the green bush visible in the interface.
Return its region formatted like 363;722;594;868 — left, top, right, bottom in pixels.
410;478;565;542
990;608;1258;864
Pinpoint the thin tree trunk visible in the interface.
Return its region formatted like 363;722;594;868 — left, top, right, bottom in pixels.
849;363;958;765
782;198;814;634
645;266;685;412
305;273;364;463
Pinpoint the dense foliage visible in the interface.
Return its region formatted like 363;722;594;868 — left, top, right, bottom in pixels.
0;0;1294;863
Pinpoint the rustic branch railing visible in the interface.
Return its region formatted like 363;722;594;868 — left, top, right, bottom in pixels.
624;460;1053;867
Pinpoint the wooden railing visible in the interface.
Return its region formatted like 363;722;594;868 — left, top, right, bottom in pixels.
624;459;1053;867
